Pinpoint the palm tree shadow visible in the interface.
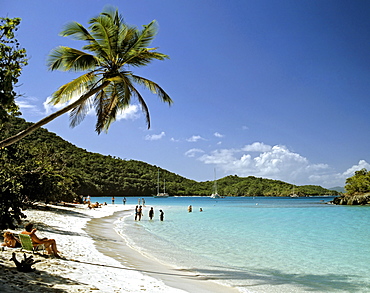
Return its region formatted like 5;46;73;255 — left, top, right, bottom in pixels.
0;260;91;293
184;266;365;292
22;207;90;237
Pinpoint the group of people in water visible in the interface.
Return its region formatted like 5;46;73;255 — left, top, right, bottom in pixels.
81;196;165;221
135;205;164;221
188;205;203;212
2;223;60;258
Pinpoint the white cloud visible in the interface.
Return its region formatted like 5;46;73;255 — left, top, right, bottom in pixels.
145;131;165;141
242;142;272;152
342;160;370;177
185;148;205;158
199;148;238;165
195;142;344;186
187;135;205;142
115;104;140;121
214;132;224;138
309;160;370;188
194;142;370;187
16;97;44;116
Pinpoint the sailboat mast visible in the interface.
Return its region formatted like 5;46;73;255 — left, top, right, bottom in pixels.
214;168;218;194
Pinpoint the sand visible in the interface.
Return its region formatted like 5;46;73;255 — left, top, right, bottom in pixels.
0;203;241;293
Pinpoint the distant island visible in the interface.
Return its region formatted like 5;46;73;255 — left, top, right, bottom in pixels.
329;186;345;193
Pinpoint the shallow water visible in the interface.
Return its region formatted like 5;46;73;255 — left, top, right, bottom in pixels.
94;196;370;292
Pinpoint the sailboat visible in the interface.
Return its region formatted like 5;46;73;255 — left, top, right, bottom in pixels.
290;185;298;197
153;170;169;198
210;168;220;198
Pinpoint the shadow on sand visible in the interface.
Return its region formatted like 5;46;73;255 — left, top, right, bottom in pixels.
0;256;90;293
22;207;90;238
187;266;365;292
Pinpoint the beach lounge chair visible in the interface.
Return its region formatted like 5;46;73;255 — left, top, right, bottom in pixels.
19;234;45;254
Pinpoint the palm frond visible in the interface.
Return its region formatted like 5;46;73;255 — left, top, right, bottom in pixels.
119;20;158;63
129;85;151;129
69;96;93;128
126;49;169;67
48;46;99;71
50;72;98;104
60;21;94;41
131;75;173;104
89;10;119;61
118;26;137;53
137;20;158;49
94;76;134;133
115;75;132;108
94;85;119;133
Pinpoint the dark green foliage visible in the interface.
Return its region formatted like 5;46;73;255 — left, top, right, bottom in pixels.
209;175;336;197
0;17;28;122
332;193;370;205
323;168;370;205
0;151;26;229
344;168;370;195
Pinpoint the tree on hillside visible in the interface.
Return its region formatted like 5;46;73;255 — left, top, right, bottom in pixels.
0;7;172;148
0;17;28;123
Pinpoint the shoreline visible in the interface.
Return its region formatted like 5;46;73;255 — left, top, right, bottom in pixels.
0;204;240;293
85;208;241;293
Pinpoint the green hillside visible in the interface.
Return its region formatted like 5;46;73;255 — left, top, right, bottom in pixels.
1;117;339;198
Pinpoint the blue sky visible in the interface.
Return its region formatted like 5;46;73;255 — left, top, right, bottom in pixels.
3;0;370;188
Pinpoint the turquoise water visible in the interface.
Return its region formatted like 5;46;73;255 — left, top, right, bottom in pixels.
94;196;370;292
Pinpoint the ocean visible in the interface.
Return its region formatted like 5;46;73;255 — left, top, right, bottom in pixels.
93;196;370;292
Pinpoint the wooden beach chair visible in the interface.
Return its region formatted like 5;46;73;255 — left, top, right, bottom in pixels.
19;234;45;254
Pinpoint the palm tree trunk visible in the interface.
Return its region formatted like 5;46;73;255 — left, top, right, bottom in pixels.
0;81;110;148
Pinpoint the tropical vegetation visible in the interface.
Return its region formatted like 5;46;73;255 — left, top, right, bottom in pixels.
0;16;29;229
332;168;370;205
0;17;27;123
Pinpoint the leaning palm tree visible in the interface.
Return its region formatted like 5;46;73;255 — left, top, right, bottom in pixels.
0;7;172;148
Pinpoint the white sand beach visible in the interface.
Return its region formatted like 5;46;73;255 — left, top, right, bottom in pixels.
0;203;240;293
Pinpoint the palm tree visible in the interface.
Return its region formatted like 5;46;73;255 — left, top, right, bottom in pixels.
0;7;172;148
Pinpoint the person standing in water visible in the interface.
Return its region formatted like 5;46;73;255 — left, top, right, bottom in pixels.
149;207;154;220
135;205;139;221
112;196;115;204
159;210;164;221
123;197;126;205
137;205;143;221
